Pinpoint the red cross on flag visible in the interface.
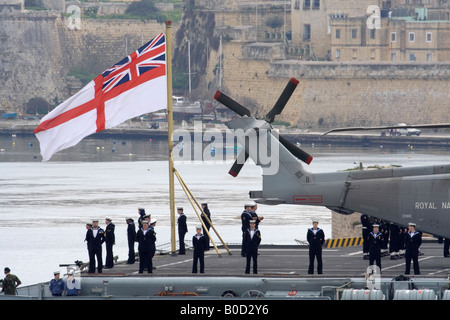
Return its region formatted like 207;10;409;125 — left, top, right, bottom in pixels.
34;33;167;161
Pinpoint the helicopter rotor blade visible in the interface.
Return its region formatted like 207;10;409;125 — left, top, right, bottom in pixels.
214;91;251;117
278;134;313;165
265;78;299;123
228;151;249;177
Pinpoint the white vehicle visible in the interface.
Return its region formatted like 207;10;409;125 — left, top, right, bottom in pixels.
391;123;421;136
172;96;185;104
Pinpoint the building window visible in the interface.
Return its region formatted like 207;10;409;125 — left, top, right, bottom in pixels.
313;0;320;9
352;49;357;59
370;29;375;39
336;49;340;59
391;52;396;61
294;0;300;9
409;32;415;42
426;32;432;42
352;29;357;39
303;0;311;9
336;29;340;39
426;53;432;61
391;32;396;42
304;24;311;41
409;53;415;61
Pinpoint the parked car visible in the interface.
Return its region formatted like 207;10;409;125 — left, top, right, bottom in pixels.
391;123;421;136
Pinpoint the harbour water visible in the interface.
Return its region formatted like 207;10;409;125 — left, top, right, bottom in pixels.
1;133;450;286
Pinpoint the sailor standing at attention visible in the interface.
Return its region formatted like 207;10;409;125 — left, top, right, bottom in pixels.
241;203;254;257
104;217;115;269
404;222;422;275
85;219;105;273
136;220;156;273
368;224;383;272
307;219;325;274
177;207;188;255
201;203;211;251
244;220;261;274
192;226;207;273
126;217;136;264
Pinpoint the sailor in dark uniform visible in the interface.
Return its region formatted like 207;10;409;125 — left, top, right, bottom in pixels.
149;219;157;264
136;220;156;273
404;222;422;275
201;203;211;251
241;203;254;257
177;207;188;254
444;238;450;258
244;220;261;274
85;219;105;273
361;214;372;260
249;204;264;229
368;224;383;271
192;226;207;273
137;208;146;229
126;217;136;264
307;219;325;274
104;217;115;268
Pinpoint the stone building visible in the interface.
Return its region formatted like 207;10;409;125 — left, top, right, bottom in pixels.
290;0;385;60
0;0;24;13
329;7;450;62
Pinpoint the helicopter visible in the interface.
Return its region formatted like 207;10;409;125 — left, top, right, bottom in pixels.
214;78;450;239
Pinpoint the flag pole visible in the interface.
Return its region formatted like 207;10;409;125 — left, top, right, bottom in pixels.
166;21;176;255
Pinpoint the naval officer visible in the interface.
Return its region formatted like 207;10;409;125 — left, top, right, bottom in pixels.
368;224;383;272
192;226;207;273
307;219;325;274
201;203;211;251
404;222;422;275
241;203;254;257
136;220;156;273
244;220;261;274
177;207;188;254
126;217;136;264
104;217;115;269
85;219;105;273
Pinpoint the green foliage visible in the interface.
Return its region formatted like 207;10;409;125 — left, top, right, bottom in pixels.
67;68;98;86
125;0;167;22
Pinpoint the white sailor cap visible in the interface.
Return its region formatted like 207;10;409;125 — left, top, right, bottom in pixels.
196;226;202;229
245;202;256;207
408;222;416;227
142;220;149;224
92;219;99;222
54;271;60;275
150;219;157;224
249;219;256;223
312;219;319;223
105;217;112;221
373;224;380;228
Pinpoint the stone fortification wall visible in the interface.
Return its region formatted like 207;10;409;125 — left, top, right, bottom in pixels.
0;10;169;113
208;39;450;128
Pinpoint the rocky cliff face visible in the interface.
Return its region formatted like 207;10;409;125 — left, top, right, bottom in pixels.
172;9;219;91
